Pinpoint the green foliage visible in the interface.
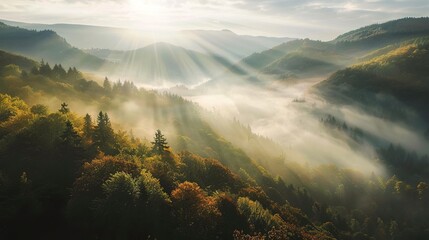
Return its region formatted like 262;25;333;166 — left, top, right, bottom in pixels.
139;169;171;204
237;197;280;232
99;171;141;210
30;104;48;115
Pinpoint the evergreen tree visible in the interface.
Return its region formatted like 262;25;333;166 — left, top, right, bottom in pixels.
60;120;82;147
39;61;51;76
93;111;117;154
67;67;81;81
103;77;112;92
52;64;67;79
151;130;169;155
56;120;84;186
83;114;93;139
59;102;70;114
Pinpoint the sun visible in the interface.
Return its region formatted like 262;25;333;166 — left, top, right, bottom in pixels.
128;0;171;30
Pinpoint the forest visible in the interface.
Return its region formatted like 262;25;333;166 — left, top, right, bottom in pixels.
0;53;428;239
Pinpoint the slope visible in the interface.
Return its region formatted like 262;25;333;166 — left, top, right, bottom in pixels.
333;17;429;47
314;37;429;123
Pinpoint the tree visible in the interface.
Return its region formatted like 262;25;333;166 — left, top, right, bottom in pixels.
60;120;82;147
30;104;48;115
52;64;66;79
94;172;141;239
59;102;70;114
83;114;93;140
171;181;220;239
57;120;83;186
39;61;51;76
103;77;112;92
151;129;169;155
93;111;117;154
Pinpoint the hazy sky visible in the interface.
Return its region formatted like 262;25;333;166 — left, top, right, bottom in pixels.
1;0;428;40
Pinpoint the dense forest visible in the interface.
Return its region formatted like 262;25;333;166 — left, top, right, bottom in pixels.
0;46;428;239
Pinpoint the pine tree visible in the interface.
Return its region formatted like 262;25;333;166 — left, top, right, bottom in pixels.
83;114;93;139
151;129;169;155
103;77;112;92
93;111;116;154
39;61;52;76
60;120;82;147
59;102;70;114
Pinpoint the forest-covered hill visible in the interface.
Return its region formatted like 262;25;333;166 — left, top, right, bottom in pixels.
1;48;429;239
0;22;109;71
314;37;429;124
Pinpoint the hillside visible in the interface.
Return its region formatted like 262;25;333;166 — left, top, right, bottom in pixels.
1;92;336;239
0;22;109;71
221;18;429;84
334;17;429;43
262;53;339;76
228;39;349;81
332;17;429;52
314;37;429;123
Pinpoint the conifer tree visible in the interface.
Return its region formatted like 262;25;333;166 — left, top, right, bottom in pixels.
93;111;116;154
60;120;82;147
83;114;93;139
151;129;169;155
103;77;112;92
59;102;70;114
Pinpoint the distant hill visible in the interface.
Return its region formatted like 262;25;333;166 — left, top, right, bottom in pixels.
228;39;346;80
90;42;233;85
1;19;293;62
0;22;110;71
333;17;429;49
314;37;429;122
262;53;339;76
221;18;429;83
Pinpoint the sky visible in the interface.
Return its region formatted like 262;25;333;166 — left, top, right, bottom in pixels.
1;0;428;40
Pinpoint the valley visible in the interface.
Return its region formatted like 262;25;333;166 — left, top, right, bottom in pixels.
0;13;428;240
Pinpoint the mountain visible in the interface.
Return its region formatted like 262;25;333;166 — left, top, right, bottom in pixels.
0;22;235;86
314;37;429;124
88;42;233;85
0;19;157;50
0;22;109;71
1;19;293;62
220;18;429;84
